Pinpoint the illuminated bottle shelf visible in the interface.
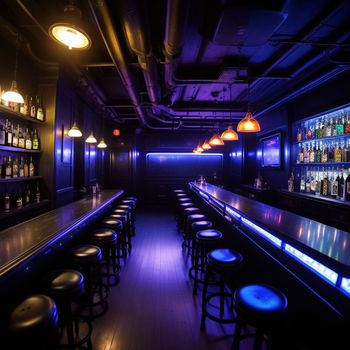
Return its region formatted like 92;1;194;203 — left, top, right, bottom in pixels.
0;104;43;124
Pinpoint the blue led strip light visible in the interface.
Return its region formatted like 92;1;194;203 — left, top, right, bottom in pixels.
340;278;350;295
210;197;224;208
199;190;209;200
284;244;338;285
225;206;241;220
241;217;282;248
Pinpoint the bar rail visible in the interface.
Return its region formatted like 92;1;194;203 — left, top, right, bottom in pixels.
190;182;350;298
0;190;123;278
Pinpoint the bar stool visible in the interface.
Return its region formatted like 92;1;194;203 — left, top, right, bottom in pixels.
232;283;288;350
176;201;195;232
91;227;120;287
71;245;107;319
200;248;243;330
182;214;207;254
120;199;137;236
180;207;201;233
9;294;60;350
109;213;131;255
47;269;92;350
189;229;223;295
188;220;213;258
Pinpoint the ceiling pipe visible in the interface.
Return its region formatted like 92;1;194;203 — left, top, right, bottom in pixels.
164;0;190;90
120;0;160;105
88;0;147;126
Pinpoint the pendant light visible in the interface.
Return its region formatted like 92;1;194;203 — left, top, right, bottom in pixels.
209;133;224;146
2;34;24;104
97;113;107;148
202;140;212;150
97;138;107;148
85;131;97;143
48;2;91;50
67;122;82;137
196;144;204;153
237;79;261;132
221;125;239;141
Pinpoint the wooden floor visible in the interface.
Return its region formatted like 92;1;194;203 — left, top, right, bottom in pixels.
91;208;244;350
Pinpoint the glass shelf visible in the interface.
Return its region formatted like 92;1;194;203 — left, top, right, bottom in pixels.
0;105;43;124
0;176;42;183
0;145;41;153
294;162;350;166
293;133;350;145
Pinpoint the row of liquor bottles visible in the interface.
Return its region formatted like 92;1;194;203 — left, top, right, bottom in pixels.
0;89;45;121
0;119;40;150
288;166;350;202
296;139;350;164
1;183;41;212
1;155;36;178
296;109;350;142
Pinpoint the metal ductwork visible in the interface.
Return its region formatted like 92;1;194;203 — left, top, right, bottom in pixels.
120;0;160;105
164;0;189;89
88;0;147;126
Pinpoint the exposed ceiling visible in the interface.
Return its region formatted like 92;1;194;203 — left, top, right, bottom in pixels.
1;0;350;129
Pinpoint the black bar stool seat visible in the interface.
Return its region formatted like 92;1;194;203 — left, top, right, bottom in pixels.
9;294;60;350
182;214;206;253
201;248;243;330
232;284;288;350
47;269;92;350
109;213;131;255
173;189;186;193
72;245;107;319
176;193;187;198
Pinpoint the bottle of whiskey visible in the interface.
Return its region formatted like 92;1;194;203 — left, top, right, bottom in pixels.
331;167;338;198
4;193;10;211
338;168;345;200
36;96;44;121
24;185;30;204
24;157;29;177
18;127;25;148
5;156;12;178
321;168;329;196
29;156;34;177
35;182;40;203
12;124;19;147
0;120;5;145
5;119;12;146
16;191;23;208
19;156;24;177
25;127;32;150
30;96;36;118
345;168;350;202
20;95;28;115
334;142;342;162
12;157;19;178
32;129;39;150
345;112;350;134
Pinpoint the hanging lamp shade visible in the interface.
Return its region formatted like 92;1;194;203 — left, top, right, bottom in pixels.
85;131;97;143
196;144;204;153
209;134;224;146
202;140;212;150
67;122;82;137
237;112;261;132
221;126;239;141
48;3;91;50
97;138;107;148
2;80;24;104
193;148;199;153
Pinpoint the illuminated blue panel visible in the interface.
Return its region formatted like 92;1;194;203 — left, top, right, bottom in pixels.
340;278;350;295
284;244;338;284
241;217;282;247
210;197;224;208
225;206;241;220
146;152;223;156
199;190;209;200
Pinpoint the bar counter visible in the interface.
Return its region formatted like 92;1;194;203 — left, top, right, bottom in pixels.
190;182;350;302
0;189;123;279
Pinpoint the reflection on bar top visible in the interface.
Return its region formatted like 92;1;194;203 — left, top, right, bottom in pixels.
0;190;123;273
193;183;350;267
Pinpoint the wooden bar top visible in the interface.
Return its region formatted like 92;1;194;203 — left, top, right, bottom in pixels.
0;190;123;277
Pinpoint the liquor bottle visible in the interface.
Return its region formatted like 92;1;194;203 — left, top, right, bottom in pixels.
24;185;30;204
5;119;12;146
316;142;321;163
20;95;28;115
345;168;350;202
29;156;34;177
322;168;328;196
25;127;32;150
12;124;19;147
315;120;321;139
36;96;44;121
24;158;29;177
12;157;19;178
297;126;302;141
0;120;5;145
334;142;342;162
305;172;311;193
320;117;325;138
30;96;36;118
288;172;294;192
337;114;345;135
325;118;331;137
345;112;350;134
338;168;345;200
321;143;328;163
32;129;39;150
310;170;316;194
315;168;321;194
19;156;24;177
35;182;40;203
331;118;337;137
4;193;10;211
1;156;6;178
347;140;350;161
5;156;12;178
309;142;315;163
18;127;25;148
331;168;338;198
300;168;306;192
304;143;309;163
306;122;312;140
16;191;23;208
299;144;304;163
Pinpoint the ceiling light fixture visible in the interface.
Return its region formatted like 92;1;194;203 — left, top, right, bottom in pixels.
196;144;204;153
48;2;91;50
67;122;82;137
202;140;212;150
221;125;239;141
209;133;224;146
97;138;107;148
85;131;97;143
2;34;24;104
